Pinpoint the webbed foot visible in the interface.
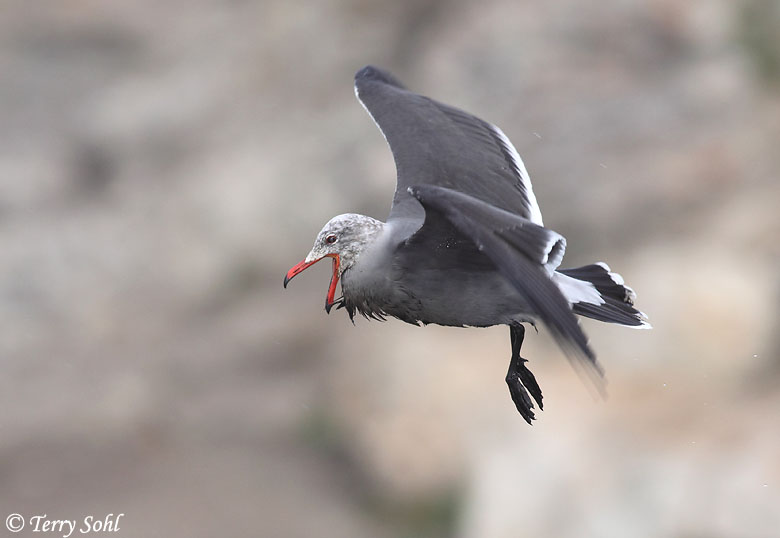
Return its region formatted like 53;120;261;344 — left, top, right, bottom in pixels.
506;325;544;424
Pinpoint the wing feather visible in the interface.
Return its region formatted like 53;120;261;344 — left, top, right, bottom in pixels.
409;184;601;374
354;66;544;237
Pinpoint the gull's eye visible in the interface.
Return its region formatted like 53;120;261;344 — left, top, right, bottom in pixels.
325;233;338;245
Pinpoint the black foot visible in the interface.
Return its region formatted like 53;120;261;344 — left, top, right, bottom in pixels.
506;325;544;425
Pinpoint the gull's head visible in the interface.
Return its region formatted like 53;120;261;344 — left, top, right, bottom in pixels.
284;213;384;312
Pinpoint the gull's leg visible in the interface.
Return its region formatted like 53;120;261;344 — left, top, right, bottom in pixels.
506;325;544;424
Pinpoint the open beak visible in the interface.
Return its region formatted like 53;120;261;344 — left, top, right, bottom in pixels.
284;254;341;313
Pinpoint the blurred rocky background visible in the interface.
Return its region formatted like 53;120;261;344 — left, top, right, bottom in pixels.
1;1;779;537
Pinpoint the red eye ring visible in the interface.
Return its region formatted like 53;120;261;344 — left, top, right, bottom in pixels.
325;234;338;244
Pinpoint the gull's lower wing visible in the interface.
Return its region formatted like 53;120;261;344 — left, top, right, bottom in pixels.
408;184;602;376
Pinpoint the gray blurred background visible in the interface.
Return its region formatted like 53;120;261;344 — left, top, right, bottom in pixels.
1;1;779;537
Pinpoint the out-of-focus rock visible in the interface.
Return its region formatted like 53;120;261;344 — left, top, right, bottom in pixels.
1;0;779;536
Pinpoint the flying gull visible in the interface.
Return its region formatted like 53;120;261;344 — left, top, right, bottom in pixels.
284;66;650;424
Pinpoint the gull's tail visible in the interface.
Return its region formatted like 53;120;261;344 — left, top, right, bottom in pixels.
555;263;651;328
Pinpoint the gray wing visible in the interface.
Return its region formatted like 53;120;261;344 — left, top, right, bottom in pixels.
408;184;601;374
354;66;543;239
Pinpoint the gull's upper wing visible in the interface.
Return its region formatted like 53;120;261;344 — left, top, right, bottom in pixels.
354;65;543;239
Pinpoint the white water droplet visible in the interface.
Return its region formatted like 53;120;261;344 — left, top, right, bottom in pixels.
533;132;542;139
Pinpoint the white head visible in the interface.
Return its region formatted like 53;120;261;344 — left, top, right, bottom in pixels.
284;213;384;312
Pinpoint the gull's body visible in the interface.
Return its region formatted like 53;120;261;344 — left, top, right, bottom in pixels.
285;66;649;423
